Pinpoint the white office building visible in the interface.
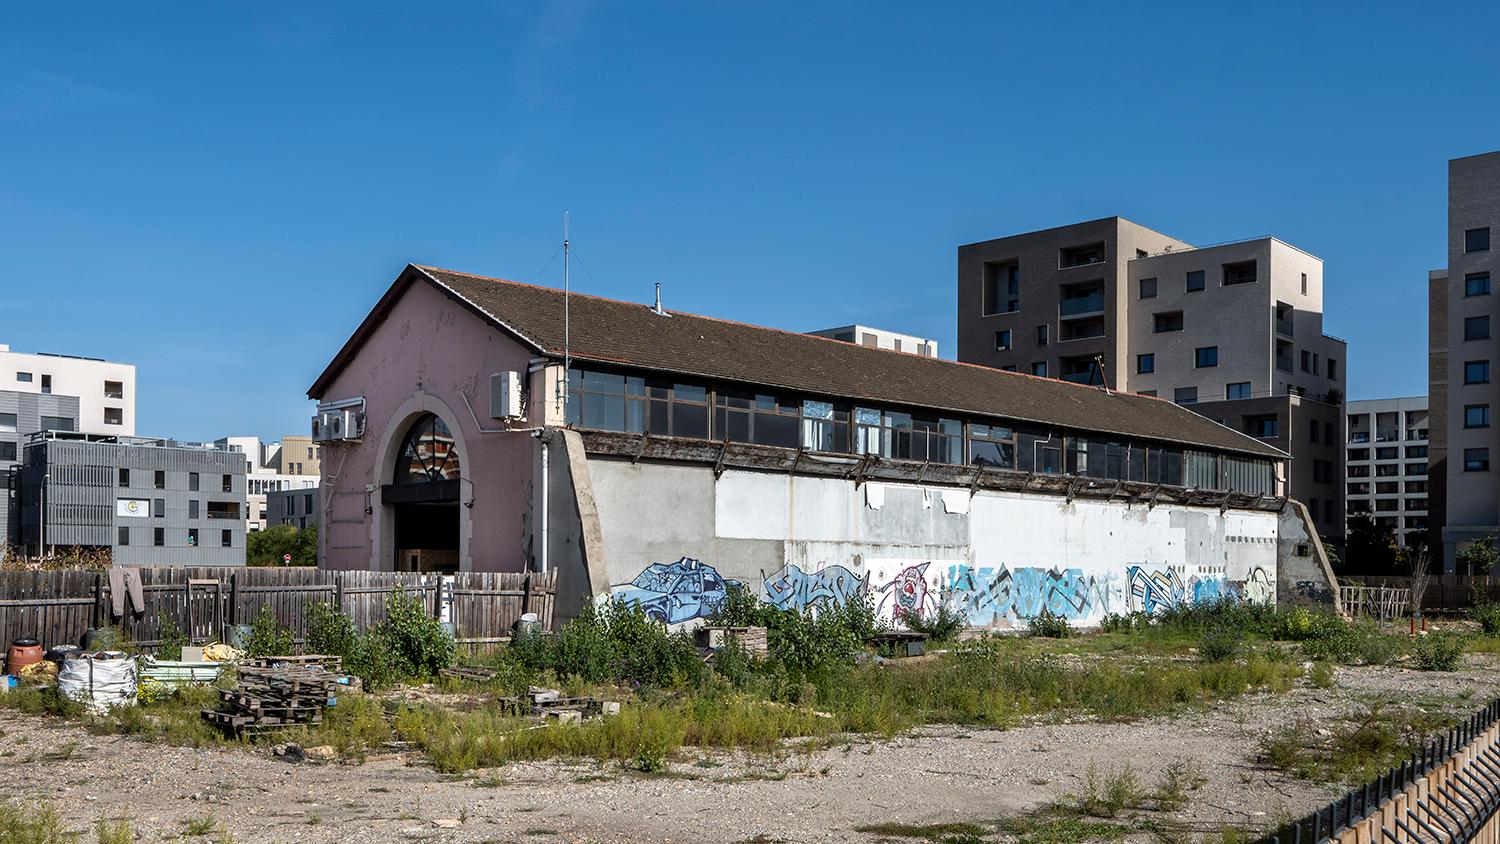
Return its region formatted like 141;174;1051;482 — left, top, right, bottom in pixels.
1345;397;1430;547
0;344;136;436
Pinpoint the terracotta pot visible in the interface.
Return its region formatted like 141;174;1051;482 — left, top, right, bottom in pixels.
6;639;43;676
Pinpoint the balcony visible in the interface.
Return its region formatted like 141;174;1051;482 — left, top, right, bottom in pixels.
1407;429;1429;441
1060;371;1097;384
1275;317;1294;337
1276;356;1294;373
1349;432;1371;443
1059;292;1105;319
1375;430;1401;443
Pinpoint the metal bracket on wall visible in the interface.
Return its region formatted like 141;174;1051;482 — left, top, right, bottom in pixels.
712;438;730;479
1064;478;1079;503
632;433;651;465
851;454;873;488
969;466;985;497
915;460;931;486
1147;484;1162;510
1106;479;1123;502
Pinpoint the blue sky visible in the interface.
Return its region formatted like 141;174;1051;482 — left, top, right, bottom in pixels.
2;2;1495;441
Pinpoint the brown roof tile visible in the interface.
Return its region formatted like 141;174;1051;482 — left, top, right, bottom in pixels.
311;264;1286;460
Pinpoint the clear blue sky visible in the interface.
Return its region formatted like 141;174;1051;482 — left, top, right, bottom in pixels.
3;2;1495;442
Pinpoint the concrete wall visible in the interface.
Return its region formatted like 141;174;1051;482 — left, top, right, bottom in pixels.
316;279;538;573
576;457;1290;629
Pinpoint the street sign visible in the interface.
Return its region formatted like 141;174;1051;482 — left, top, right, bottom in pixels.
283;554;292;564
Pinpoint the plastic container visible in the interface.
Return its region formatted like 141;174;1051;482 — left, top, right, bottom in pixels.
6;638;43;676
58;652;137;713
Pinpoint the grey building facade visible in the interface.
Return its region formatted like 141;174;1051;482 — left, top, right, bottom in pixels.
18;432;248;566
1345;397;1430;548
1;389;81;551
1435;151;1500;570
266;485;319;531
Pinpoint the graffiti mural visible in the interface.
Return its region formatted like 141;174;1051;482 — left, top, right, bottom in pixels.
877;562;935;622
1241;567;1274;604
762;563;868;612
1188;574;1237;605
611;557;741;624
945;564;1110;626
1126;565;1185;616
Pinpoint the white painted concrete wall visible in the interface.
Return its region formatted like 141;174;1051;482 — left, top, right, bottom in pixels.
587;459;1280;629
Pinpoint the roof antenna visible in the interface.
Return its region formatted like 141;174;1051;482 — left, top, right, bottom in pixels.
651;282;670;317
561;211;571;418
1093;354;1112;395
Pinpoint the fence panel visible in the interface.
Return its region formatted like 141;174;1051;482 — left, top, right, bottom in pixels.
230;567;338;646
0;570;101;652
449;570;558;652
339;571;434;633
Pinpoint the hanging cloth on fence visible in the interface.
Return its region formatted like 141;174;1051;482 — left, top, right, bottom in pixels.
107;567;146;620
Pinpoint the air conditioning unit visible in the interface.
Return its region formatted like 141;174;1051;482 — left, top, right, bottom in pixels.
490;371;523;419
312;409;365;442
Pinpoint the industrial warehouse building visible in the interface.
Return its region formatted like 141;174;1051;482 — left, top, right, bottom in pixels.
308;265;1336;627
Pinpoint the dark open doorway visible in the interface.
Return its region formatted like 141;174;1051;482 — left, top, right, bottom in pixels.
384;413;462;573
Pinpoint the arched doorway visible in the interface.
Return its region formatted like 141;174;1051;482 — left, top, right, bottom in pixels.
384;413;462;573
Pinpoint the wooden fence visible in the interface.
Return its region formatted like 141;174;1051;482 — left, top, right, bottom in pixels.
0;568;557;655
1337;584;1411;621
1340;575;1500;613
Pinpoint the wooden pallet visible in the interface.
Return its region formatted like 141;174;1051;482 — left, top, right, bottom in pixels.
439;667;499;683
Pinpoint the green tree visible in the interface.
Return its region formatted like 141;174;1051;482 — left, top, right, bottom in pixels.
1343;515;1400;575
246;524;318;566
1455;532;1499;577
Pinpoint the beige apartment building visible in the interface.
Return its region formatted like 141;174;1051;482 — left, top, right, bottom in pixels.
958;217;1347;539
1432;150;1500;570
266;435;321;477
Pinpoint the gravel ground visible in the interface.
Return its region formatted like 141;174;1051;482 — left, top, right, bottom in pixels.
3;655;1498;844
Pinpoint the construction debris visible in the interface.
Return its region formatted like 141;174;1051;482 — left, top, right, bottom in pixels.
202;661;344;735
695;626;769;659
497;685;618;721
438;666;499;683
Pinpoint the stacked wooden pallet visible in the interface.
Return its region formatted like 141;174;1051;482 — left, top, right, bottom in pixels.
201;663;340;735
497;685;619;722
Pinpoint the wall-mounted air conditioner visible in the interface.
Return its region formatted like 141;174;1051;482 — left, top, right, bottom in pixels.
312;399;366;442
490;371;523;419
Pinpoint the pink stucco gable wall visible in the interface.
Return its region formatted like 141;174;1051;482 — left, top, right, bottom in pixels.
316;278;536;572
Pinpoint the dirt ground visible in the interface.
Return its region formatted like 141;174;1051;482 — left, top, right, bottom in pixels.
3;656;1498;844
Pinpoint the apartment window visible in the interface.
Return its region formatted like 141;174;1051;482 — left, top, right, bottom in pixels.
1174;386;1198;406
1467;360;1491;384
860;333;877;346
1348;482;1370;495
995;329;1013;351
1406;481;1427;494
1226;382;1251;400
1194;346;1218;368
1139;277;1157;299
40;415;73;432
187;528;199;547
222;474;232;492
1313;459;1332;484
1327;359;1338;381
1466;227;1490;253
1468;316;1491;341
153;498;164;518
1301;273;1308;295
0;442;15;461
304;493;313;514
1348;448;1369;461
104;407;123;426
117;527;129;546
1324;421;1334;443
118;468;129;488
1466;404;1491;428
1376;446;1399;460
154;470;165;489
1030;361;1047;377
1309;419;1320;444
1376;464;1400;477
1060;242;1105;268
1249;416;1277;438
1349;465;1370;477
918;342;932;357
15;372;31;383
982;261;1020;314
40;374;51;394
189;500;199;519
968;424;1017;469
1407;462;1429;475
1301;350;1312;372
1375;481;1400;494
1406;445;1428;459
1001;365;1017;372
1466;448;1490;472
1467;273;1492;297
1222;260;1257;285
1153;311;1184;333
1309;499;1320;522
104;380;124;399
153;527;164;547
1185;270;1205;292
893;339;903;352
0;413;14;433
222;530;233;548
1036;324;1048;346
1137;354;1155;374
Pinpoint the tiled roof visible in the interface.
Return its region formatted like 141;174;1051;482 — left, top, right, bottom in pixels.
309;265;1287;460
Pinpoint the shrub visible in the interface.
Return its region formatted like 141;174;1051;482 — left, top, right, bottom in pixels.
905;602;967;643
1198;627;1242;662
0;800;70;844
1074;763;1142;818
1152;758;1206;812
1413;633;1464;671
1471;601;1500;636
1027;608;1072;639
155;611;186;661
244;606;294;657
380;587;455;679
1098;612;1147;634
306;601;358;658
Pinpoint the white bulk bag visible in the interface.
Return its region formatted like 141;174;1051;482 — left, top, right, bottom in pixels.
58;654;138;713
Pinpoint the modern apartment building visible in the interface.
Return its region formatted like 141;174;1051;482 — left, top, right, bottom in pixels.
1432;150;1500;569
265;435;321;477
807;324;939;357
216;435;321;532
1344;397;1430;547
267;485;319;531
957;217;1348;539
17;431;247;565
0;344;136;436
1;390;82;551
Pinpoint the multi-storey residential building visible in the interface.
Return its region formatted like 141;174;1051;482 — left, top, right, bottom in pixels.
1344;397;1430;547
17;431;247;565
265;435;321;477
216;435;321;532
807;325;939;357
267;485;320;531
1;390;82;551
1433;150;1500;570
957;218;1348;540
0;344;135;436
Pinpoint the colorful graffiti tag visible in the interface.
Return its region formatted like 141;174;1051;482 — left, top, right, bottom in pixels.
877;563;935;622
945;564;1109;626
1126;565;1184;616
1241;567;1274;604
762;563;868;612
611;557;741;624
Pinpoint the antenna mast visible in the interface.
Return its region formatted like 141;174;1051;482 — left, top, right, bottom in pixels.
558;212;571;421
